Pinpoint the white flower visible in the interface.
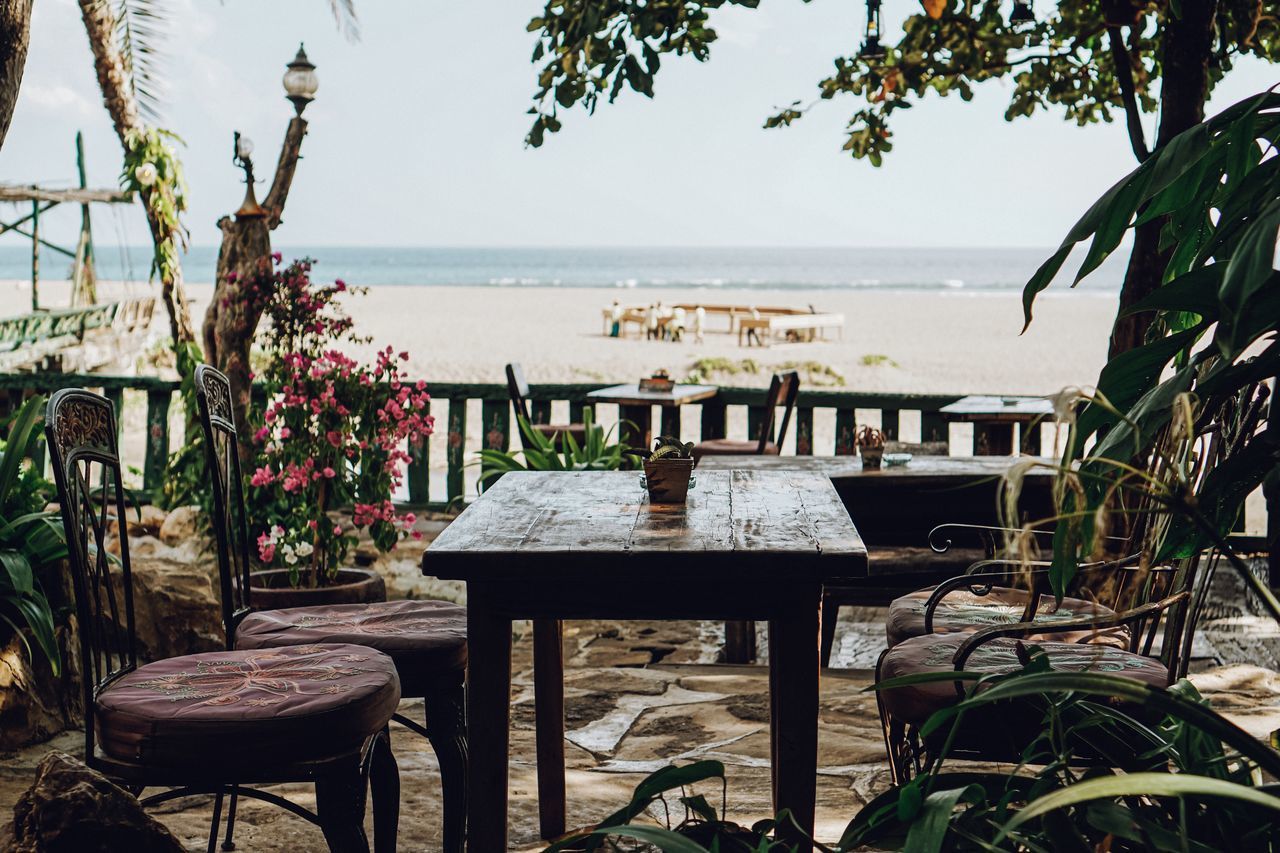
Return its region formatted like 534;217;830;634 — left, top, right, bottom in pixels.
270;525;285;542
284;551;298;565
134;162;158;188
296;541;314;557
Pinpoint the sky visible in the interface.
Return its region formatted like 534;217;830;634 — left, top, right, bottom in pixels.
2;0;1277;251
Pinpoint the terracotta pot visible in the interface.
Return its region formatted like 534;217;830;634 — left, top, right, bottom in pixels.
248;567;387;610
644;457;694;504
860;447;884;471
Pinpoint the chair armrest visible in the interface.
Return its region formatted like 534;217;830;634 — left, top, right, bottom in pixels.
928;522;1130;554
948;591;1191;695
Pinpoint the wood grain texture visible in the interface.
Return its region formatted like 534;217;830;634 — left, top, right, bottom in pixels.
586;383;720;406
423;470;867;583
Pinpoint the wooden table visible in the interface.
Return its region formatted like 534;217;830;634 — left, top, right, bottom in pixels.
422;469;866;851
586;382;719;451
696;454;1056;662
939;395;1054;455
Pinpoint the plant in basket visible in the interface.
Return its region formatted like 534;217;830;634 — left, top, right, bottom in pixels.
245;257;433;590
856;425;885;470
644;435;695;504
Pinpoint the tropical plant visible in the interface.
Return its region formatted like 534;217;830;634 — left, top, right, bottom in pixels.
0;397;67;675
545;658;1280;852
246;257;433;586
649;435;694;460
476;411;642;491
523;1;1280;357
1018;88;1280;599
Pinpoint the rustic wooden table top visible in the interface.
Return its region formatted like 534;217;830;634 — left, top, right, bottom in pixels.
694;453;1055;481
940;394;1054;422
423;469;867;583
585;382;720;406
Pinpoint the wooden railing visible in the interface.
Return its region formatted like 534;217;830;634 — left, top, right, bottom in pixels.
0;303;120;352
0;374;968;507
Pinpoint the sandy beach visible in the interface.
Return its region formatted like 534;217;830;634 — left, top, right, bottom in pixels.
2;278;1120;496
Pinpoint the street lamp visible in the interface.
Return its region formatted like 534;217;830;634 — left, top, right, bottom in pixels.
283;44;319;116
232;130;267;219
860;0;885;60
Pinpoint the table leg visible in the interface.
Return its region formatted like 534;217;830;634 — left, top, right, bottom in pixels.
466;594;512;852
620;404;653;453
1020;421;1043;456
768;590;821;852
659;406;681;440
723;620;756;664
974;423;1014;456
533;618;566;840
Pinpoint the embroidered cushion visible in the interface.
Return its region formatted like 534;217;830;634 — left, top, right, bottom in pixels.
236;600;467;695
886;586;1129;649
691;439;779;462
879;632;1169;738
95;643;400;767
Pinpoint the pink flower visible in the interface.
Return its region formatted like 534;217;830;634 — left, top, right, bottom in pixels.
333;524;343;536
323;466;336;478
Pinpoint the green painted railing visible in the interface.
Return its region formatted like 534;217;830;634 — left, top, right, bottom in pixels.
0;374;970;507
0;303;120;351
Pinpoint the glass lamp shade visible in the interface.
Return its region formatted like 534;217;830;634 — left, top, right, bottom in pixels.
235;134;254;160
283;44;318;114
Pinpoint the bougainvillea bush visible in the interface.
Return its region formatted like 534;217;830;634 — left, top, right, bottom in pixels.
246;257;432;587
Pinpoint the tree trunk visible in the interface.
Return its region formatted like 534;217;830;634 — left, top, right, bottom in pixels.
204;116;309;460
77;0;195;345
0;0;33;152
1108;0;1217;359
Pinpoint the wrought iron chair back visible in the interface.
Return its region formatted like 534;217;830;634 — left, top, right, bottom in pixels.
44;389;137;761
193;364;253;645
505;362;533;424
757;370;800;453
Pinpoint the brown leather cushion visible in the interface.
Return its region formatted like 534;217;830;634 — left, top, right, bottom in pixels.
236;600;467;696
96;644;400;767
879;632;1169;734
691;439;780;462
886;586;1128;649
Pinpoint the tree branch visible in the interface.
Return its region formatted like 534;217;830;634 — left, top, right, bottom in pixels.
263;116;308;230
1107;26;1150;162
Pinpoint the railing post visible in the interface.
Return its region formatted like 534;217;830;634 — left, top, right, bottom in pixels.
143;388;171;494
406;400;431;505
834;408;857;456
795;407;814;455
881;409;900;441
701;399;727;440
446;398;468;504
479;398;511;493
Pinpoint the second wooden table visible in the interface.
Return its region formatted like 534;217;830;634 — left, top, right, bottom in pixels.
422;469;867;851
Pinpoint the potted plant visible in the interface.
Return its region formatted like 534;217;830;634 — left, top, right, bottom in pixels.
245;257;432;606
857;426;885;470
644;436;695;504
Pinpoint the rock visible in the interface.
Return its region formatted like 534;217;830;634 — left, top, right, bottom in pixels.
158;506;201;547
136;506;167;537
111;553;224;661
7;752;183;852
0;627;82;752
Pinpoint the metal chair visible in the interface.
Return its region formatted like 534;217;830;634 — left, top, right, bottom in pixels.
505;363;587;449
691;370;800;462
194;364;468;853
45;389;400;853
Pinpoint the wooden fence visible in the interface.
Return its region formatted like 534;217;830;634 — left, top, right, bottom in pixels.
0;374;970;508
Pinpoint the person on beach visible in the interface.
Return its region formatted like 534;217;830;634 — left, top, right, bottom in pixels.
609;299;622;337
656;301;669;340
671;306;686;342
645;303;659;340
694;305;706;344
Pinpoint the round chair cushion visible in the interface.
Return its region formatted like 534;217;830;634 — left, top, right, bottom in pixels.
879;632;1169;735
691;439;780;462
886;586;1129;649
96;643;400;767
236;599;467;696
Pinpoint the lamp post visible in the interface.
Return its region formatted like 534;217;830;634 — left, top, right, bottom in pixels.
860;0;885;59
207;44;320;463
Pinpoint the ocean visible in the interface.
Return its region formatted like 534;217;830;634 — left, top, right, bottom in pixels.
0;245;1124;293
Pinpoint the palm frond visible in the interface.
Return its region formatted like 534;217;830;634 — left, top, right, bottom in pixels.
114;0;170;123
329;0;360;42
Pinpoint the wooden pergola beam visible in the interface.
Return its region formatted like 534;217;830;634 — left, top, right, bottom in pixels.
0;184;132;204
